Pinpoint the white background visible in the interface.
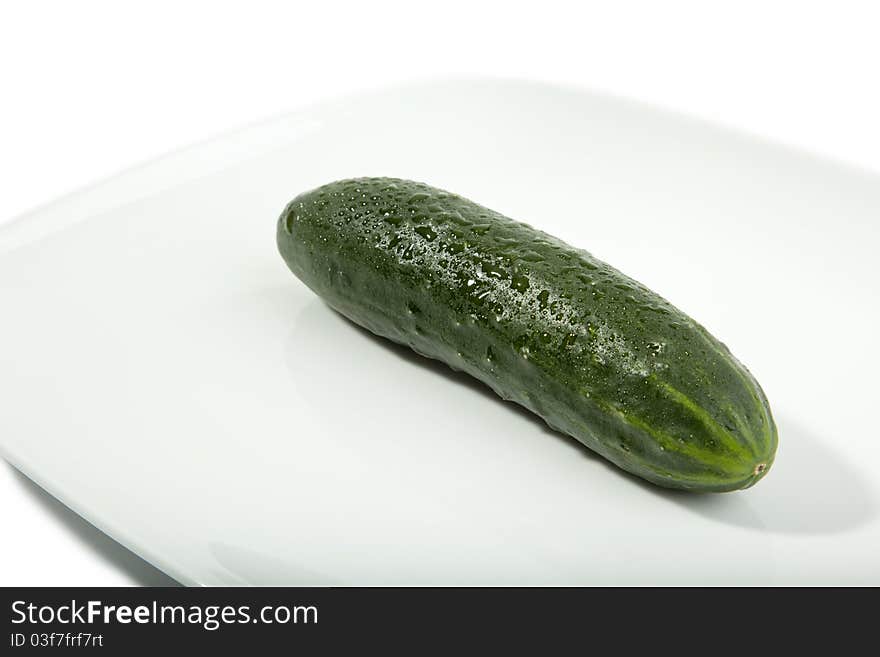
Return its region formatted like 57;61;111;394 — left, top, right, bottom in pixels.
1;0;878;585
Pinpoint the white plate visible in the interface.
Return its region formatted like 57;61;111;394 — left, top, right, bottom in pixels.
2;80;878;585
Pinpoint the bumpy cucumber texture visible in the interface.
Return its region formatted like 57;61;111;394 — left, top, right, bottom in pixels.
277;178;777;491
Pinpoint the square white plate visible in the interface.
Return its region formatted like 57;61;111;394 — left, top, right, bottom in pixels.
1;79;878;585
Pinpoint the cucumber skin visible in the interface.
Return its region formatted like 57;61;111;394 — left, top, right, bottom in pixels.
277;178;777;492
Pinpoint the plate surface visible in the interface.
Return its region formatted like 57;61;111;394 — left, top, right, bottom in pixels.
2;80;878;585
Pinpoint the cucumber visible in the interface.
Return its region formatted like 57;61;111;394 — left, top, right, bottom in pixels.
277;177;777;492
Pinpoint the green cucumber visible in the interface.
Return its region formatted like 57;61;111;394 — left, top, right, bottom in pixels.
277;177;777;492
